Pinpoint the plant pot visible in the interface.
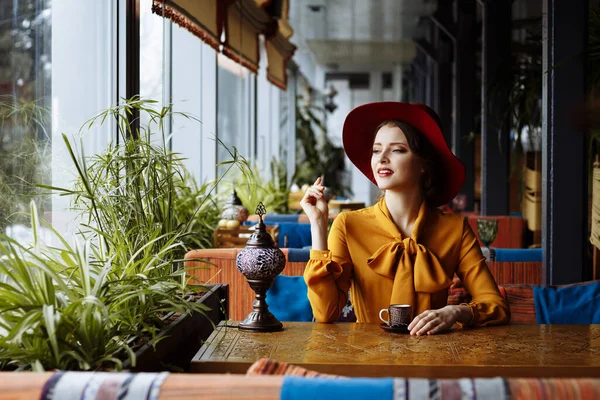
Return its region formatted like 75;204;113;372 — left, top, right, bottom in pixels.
123;283;229;372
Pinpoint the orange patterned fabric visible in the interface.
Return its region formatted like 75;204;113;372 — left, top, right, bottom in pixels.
502;285;537;324
509;378;600;399
448;282;537;324
248;359;600;400
487;261;542;285
246;358;341;378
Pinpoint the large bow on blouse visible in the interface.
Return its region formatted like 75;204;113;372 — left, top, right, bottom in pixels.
367;235;452;318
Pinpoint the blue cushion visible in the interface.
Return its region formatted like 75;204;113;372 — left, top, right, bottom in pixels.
276;222;312;248
287;248;311;262
266;275;313;322
243;221;312;248
281;377;393;400
264;214;299;223
492;248;542;262
534;281;600;324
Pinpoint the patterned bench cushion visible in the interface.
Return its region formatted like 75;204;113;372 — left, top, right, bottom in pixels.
448;279;537;324
448;280;600;325
248;359;600;399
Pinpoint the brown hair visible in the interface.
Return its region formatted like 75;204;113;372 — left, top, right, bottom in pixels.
374;120;441;205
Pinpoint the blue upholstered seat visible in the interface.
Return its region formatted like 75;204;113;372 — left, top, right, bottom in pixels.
266;264;356;322
266;275;313;322
491;248;542;262
264;214;300;223
276;223;312;248
244;221;312;248
534;281;600;324
287;248;310;262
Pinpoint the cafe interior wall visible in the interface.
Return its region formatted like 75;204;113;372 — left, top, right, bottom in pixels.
288;1;414;206
288;0;563;208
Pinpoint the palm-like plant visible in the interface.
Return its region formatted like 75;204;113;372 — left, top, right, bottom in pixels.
0;202;209;371
0;98;250;371
45;98;230;259
223;158;290;215
0;96;50;232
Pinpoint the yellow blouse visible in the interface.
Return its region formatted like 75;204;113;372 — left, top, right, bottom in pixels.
304;198;510;326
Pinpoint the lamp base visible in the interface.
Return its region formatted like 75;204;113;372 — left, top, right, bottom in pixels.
238;310;283;332
238;278;284;332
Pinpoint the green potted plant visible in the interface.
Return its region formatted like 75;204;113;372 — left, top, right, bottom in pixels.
222;157;290;215
0;201;228;372
0;98;251;371
0;96;50;233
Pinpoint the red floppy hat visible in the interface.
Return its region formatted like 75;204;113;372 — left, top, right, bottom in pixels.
342;102;465;207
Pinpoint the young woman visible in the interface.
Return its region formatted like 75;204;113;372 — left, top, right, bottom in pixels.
301;102;510;336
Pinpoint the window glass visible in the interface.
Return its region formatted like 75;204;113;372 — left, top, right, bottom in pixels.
50;1;116;239
216;54;253;176
0;1;116;240
1;1;116;240
140;0;168;145
0;0;52;238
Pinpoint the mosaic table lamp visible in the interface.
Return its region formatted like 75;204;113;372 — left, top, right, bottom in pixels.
236;202;286;332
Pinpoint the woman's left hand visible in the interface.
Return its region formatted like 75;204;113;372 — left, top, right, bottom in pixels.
407;305;471;336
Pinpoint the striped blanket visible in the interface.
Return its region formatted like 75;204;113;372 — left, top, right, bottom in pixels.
249;359;600;400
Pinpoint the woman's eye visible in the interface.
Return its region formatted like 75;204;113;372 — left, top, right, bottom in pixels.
393;148;407;153
372;149;380;154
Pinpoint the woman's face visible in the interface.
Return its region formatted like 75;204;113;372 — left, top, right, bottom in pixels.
370;124;424;192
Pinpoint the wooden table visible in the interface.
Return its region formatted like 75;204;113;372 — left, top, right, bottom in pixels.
191;322;600;378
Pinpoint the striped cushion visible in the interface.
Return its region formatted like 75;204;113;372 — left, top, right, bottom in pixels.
282;376;392;400
508;378;600;399
248;359;600;399
448;282;537;324
247;358;341;378
486;260;542;285
41;371;169;400
503;285;537;324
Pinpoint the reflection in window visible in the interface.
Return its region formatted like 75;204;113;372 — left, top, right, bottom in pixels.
217;53;253;176
140;0;168;141
0;0;51;236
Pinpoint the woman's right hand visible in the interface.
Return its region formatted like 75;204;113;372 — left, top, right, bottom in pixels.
300;177;329;227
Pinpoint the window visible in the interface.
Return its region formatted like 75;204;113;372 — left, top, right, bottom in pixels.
256;47;278;176
50;1;117;238
170;23;217;183
216;54;255;176
140;0;167;138
0;1;117;240
0;0;52;237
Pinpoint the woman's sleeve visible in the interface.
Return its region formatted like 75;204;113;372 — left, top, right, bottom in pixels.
455;218;511;326
303;214;354;323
